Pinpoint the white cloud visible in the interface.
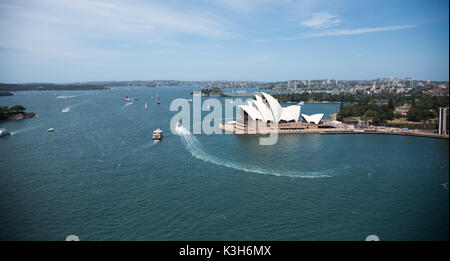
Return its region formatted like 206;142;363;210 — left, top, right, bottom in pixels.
252;24;415;42
300;12;341;29
302;25;416;38
0;0;237;63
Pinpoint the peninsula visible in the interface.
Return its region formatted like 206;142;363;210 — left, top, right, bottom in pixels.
0;83;106;91
0;105;36;121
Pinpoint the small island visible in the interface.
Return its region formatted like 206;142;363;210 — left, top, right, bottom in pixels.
0;105;36;121
189;87;223;96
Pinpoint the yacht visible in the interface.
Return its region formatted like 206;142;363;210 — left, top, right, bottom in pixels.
152;128;162;140
0;128;11;137
47;128;55;132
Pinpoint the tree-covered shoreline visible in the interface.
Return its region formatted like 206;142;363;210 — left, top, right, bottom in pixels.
0;83;107;91
0;105;36;121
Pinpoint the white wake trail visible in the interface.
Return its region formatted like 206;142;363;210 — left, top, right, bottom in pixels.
62;106;71;112
174;126;332;178
57;95;77;99
122;102;133;109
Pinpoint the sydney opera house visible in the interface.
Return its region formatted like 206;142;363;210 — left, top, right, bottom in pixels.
220;92;335;134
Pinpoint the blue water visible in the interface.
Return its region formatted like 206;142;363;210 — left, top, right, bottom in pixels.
0;86;448;241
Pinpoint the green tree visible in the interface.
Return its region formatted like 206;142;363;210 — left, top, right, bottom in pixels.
10;105;26;114
388;98;394;110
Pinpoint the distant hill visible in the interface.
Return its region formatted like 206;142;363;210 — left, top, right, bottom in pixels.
0;83;107;91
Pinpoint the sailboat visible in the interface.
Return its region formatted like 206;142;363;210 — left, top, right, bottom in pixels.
156;92;160;104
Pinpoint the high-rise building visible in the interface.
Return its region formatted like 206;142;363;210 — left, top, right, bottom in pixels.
438;107;449;135
293;81;298;90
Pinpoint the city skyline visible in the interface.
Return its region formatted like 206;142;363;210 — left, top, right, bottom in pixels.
0;0;449;83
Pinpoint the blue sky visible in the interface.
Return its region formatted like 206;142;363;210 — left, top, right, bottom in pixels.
0;0;448;83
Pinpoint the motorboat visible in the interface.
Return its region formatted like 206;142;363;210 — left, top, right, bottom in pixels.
0;128;11;137
48;128;55;132
152;128;162;140
123;96;139;102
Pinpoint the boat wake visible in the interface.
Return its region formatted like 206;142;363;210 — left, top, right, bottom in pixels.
174;126;333;178
57;95;77;99
62;106;71;113
122;102;133;109
11;125;41;135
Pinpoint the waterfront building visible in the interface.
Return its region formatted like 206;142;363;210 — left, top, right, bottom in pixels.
438;107;449;135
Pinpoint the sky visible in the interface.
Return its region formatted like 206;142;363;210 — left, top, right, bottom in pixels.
0;0;448;83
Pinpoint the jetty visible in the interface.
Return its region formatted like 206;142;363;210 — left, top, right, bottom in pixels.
219;121;449;140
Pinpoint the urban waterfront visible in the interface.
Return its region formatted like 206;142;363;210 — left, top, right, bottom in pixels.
0;86;448;240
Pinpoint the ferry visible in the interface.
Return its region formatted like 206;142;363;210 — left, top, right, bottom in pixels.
152;128;162;140
123;96;139;102
0;128;11;137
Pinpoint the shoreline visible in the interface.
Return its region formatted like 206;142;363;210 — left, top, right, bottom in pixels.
219;122;449;140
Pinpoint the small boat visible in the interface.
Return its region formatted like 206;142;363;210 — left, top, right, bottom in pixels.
152;128;162;140
123;96;139;102
0;128;11;137
298;101;305;105
145;102;148;109
156;92;160;104
48;128;55;132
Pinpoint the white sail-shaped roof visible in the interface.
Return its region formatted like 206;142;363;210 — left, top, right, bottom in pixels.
302;113;324;124
251;99;274;122
239;105;264;121
238;92;304;125
280;105;301;122
261;92;282;123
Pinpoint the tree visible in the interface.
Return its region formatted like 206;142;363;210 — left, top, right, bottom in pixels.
10;105;26;114
388;98;394;110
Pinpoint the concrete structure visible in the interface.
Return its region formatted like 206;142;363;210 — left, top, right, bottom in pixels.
226;92;330;134
439;107;449;135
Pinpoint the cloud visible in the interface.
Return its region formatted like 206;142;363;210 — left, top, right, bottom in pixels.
302;25;416;38
252;24;416;42
0;0;237;63
300;12;341;29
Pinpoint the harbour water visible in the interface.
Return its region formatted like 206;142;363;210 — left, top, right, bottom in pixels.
0;86;448;240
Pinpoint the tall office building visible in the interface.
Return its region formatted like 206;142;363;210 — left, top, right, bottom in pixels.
438;107;449;135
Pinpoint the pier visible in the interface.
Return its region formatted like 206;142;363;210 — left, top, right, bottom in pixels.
219;122;449;139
